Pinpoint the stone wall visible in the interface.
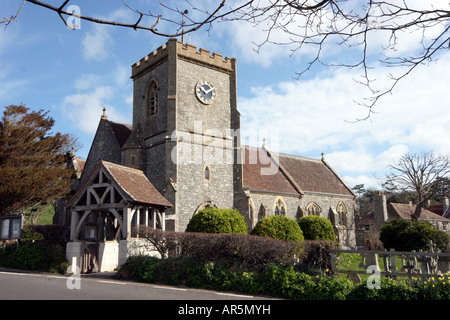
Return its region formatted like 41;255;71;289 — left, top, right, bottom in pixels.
243;191;356;247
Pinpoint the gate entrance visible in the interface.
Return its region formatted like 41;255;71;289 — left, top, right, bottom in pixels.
81;243;99;273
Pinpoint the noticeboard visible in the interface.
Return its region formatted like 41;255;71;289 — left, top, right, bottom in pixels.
0;215;23;240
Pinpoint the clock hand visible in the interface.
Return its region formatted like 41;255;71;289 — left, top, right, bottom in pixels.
204;87;214;94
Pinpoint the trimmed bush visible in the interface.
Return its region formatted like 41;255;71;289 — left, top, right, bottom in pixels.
298;215;336;241
251;215;304;242
185;207;247;234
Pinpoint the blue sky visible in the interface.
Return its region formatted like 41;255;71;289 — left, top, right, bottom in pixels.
1;0;449;190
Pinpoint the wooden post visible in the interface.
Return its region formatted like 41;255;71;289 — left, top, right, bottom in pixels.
330;252;337;274
390;249;397;279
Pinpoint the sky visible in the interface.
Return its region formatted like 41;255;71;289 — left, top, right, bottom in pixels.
1;0;449;191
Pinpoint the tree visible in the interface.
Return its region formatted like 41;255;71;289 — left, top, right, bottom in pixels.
380;218;449;251
0;105;77;216
7;0;448;119
384;152;450;220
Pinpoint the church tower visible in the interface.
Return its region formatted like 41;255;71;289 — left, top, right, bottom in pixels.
129;39;242;231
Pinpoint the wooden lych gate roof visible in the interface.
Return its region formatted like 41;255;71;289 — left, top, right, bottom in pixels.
66;160;172;208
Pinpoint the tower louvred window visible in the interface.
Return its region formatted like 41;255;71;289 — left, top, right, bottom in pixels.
148;81;158;116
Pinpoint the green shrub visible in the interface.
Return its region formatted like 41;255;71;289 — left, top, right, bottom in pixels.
116;255;159;283
412;275;450;300
380;219;449;251
262;264;315;298
117;254;450;300
186;207;247;234
348;277;418;300
6;244;51;271
250;216;304;242
298;215;336;241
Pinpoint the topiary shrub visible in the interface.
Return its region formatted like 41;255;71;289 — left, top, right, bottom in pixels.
298;215;336;241
185;207;247;234
250;215;304;242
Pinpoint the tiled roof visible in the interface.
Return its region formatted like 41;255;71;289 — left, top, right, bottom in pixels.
279;153;354;196
101;161;172;207
387;203;450;222
242;146;299;195
241;146;354;196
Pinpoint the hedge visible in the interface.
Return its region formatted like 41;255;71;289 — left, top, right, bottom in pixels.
116;255;450;300
178;232;302;268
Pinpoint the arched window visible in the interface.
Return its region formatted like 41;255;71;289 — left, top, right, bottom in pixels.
274;199;286;216
204;166;211;181
146;80;159;117
258;204;266;221
306;202;322;216
249;198;256;227
337;202;347;226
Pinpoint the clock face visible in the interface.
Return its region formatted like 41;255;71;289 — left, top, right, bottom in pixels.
195;80;216;104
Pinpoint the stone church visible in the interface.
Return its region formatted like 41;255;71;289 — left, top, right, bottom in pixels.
61;39;356;273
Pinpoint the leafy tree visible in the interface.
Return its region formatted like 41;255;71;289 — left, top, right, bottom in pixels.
298;215;336;241
186;207;247;234
380;218;449;252
251;215;303;242
0;105;77;216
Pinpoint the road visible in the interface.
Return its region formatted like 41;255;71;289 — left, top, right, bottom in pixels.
0;269;272;301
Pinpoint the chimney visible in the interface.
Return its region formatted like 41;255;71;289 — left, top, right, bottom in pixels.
373;191;388;229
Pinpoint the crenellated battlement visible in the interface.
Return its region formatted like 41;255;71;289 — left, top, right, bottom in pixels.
132;39;235;78
176;41;235;72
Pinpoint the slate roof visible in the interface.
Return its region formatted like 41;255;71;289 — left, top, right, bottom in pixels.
241;146;355;197
387;203;450;222
107;120;133;148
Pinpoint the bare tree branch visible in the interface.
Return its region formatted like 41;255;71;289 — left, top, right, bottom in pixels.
16;1;450;120
25;0;226;36
1;0;26;29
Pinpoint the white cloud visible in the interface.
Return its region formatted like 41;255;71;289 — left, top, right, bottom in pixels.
80;7;135;62
82;25;113;61
63;86;128;134
74;74;102;91
238;50;450;188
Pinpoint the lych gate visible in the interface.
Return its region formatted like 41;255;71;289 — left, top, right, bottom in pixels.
66;160;172;273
